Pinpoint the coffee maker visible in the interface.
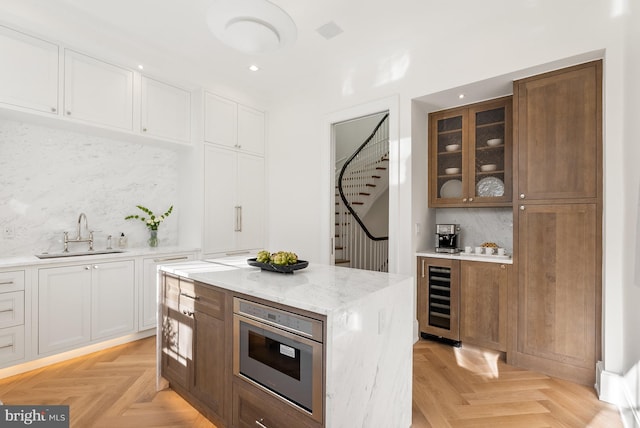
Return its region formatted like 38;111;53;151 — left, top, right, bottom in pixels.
435;224;461;253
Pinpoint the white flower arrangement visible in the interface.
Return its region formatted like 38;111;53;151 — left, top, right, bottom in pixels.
125;205;173;231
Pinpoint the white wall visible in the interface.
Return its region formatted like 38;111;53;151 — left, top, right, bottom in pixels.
266;0;629;401
622;0;640;422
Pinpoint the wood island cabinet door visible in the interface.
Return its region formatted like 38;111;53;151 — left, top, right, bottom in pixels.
514;61;602;201
460;261;509;351
513;203;598;384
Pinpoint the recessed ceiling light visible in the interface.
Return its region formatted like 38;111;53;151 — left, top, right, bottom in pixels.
138;64;144;70
249;65;260;72
458;94;465;99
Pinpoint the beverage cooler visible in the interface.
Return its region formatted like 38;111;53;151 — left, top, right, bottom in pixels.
417;257;460;345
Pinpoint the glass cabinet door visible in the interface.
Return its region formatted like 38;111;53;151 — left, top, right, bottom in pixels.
469;99;512;204
431;110;467;203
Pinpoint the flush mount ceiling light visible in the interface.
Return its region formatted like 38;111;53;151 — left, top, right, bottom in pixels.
207;0;297;54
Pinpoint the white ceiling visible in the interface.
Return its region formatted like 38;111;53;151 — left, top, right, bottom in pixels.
0;0;532;106
0;0;424;102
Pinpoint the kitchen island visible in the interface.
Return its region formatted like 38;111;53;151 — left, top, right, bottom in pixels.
158;257;413;428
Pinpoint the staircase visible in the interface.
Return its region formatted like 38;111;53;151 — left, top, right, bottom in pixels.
335;113;389;271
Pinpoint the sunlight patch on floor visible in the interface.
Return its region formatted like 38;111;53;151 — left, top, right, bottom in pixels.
453;345;501;380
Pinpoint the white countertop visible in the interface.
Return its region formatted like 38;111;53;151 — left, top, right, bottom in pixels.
0;246;200;269
160;256;412;315
416;249;513;264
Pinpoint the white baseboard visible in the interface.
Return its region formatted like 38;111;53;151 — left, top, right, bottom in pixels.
597;364;640;428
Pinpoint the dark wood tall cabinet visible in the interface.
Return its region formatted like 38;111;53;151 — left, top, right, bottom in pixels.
510;60;602;385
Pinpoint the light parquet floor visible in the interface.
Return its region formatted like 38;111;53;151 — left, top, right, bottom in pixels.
0;337;623;427
412;339;623;428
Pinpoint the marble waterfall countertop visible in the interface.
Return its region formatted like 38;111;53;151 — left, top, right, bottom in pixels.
160;255;414;428
160;255;412;315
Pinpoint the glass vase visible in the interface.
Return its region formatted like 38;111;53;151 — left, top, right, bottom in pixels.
148;229;159;247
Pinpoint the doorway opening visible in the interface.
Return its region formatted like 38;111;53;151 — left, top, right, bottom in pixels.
332;111;389;271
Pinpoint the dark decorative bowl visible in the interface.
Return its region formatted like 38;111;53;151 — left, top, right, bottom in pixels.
247;258;309;274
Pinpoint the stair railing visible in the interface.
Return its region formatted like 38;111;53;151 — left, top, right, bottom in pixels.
337;113;389;271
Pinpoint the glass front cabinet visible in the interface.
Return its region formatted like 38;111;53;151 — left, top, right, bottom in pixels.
428;96;512;207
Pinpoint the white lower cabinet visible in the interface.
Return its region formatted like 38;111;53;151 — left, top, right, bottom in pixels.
140;253;195;330
38;260;135;355
0;271;26;365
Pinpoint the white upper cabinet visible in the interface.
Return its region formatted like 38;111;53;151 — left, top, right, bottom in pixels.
204;92;265;155
0;25;59;114
141;76;191;143
204;92;237;148
238;105;266;155
64;49;134;130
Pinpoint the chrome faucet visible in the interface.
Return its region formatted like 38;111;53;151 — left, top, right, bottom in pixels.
63;212;94;252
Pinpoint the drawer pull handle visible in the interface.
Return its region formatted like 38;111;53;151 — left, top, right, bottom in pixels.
0;343;14;350
255;419;268;428
0;281;14;286
180;293;199;300
0;309;14;314
153;256;189;263
182;310;194;317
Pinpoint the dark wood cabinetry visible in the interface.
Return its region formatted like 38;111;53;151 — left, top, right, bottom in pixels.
232;377;321;428
429;96;512;207
460;261;509;351
418;257;510;352
160;274;230;427
514;62;601;202
511;60;602;386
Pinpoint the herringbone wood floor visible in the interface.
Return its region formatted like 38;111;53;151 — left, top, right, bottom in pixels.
0;337;623;427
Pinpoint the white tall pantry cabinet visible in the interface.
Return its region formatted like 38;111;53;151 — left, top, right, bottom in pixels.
203;92;266;256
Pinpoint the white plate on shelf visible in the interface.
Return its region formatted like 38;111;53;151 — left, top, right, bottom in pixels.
440;179;462;198
476;176;504;197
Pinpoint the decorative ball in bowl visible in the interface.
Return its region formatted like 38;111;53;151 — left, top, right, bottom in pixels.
445;167;460;175
445;144;461;152
480;164;497;172
487;138;503;147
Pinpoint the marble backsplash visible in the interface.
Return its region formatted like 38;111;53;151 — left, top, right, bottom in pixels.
435;207;513;252
0;118;181;256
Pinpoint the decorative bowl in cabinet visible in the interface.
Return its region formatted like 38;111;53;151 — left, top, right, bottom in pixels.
487;138;503;147
445;167;460;175
480;164;497;172
445;144;461;152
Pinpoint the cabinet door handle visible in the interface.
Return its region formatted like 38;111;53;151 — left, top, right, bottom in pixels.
234;206;243;232
519;205;525;211
0;343;14;350
520;193;526;199
182;310;194;317
84;266;91;270
93;265;99;269
180;292;199;300
462;198;467;202
143;127;148;132
66;111;72;116
468;197;474;202
421;259;425;278
255;419;268;428
51;107;57;113
153;256;189;263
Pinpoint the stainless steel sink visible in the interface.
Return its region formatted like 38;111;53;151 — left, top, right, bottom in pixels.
35;249;125;259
